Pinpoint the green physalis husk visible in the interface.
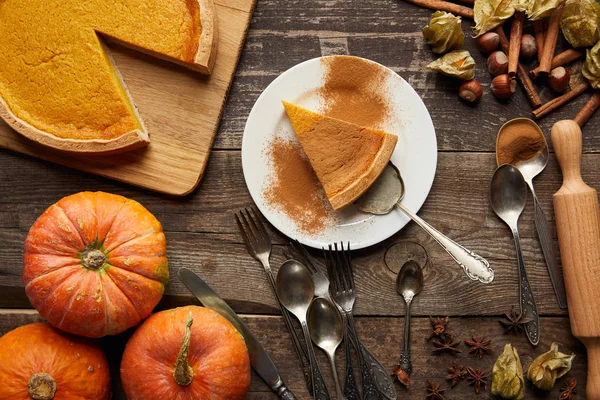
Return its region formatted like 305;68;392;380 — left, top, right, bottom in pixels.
492;344;525;400
561;0;600;48
423;11;464;54
526;342;575;391
583;40;600;89
527;0;566;20
427;50;475;80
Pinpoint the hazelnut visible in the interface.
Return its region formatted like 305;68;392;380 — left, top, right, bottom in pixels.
458;80;483;103
548;67;570;92
487;51;509;76
491;74;517;99
520;34;537;60
477;32;500;55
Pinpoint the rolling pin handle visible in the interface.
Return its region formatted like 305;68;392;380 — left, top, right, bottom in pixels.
551;120;583;184
584;338;600;400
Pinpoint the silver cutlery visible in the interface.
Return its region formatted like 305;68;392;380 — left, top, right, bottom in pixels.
324;243;382;400
355;163;494;284
177;268;297;399
395;260;424;387
276;260;331;400
289;240;396;400
496;119;567;309
490;165;540;345
308;298;347;400
235;208;312;390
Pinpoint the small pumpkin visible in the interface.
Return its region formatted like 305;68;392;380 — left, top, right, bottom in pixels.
23;191;169;338
0;322;111;400
121;305;251;400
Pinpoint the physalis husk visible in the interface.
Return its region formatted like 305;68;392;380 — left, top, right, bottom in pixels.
526;342;575;391
491;344;525;400
473;0;520;37
526;0;566;20
427;49;475;80
423;11;464;54
583;40;600;89
560;0;600;48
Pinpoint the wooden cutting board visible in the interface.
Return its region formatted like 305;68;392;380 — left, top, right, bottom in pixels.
0;0;255;196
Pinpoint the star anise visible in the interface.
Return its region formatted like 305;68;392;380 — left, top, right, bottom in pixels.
445;360;467;387
432;333;462;354
426;380;446;400
560;378;577;400
467;367;488;394
464;336;493;359
499;306;532;335
427;316;450;340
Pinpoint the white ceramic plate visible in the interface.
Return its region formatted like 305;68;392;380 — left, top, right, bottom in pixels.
242;56;437;249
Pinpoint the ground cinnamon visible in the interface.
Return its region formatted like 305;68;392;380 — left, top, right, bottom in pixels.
319;56;391;129
497;121;545;166
264;137;333;234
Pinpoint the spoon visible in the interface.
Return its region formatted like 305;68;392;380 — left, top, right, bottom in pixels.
308;298;347;400
496;118;567;309
355;163;494;284
276;260;331;400
490;164;540;345
395;260;424;387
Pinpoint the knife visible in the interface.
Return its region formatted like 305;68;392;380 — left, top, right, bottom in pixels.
178;268;297;400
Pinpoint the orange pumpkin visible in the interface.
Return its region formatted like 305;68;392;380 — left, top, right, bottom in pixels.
23;191;169;338
0;322;111;400
121;306;251;400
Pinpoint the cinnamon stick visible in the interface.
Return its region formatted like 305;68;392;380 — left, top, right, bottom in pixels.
402;0;474;18
508;12;525;78
537;5;565;76
534;20;545;64
532;81;591;119
529;49;584;79
496;27;543;108
574;91;600;128
454;0;474;4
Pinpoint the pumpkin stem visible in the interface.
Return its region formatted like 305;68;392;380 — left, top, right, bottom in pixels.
27;373;57;400
81;249;106;271
173;312;194;387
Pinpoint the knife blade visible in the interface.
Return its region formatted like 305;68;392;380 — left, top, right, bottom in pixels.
178;268;297;400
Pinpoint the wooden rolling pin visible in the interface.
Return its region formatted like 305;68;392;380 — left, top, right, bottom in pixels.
552;120;600;399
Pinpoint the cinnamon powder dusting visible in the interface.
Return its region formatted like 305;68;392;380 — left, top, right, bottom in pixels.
265;137;333;234
319;56;391;129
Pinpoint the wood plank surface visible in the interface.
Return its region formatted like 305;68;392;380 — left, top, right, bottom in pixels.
1;0;598;397
0;310;586;399
0;0;256;196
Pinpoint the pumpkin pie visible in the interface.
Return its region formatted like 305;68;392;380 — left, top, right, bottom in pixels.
282;101;398;210
0;0;217;154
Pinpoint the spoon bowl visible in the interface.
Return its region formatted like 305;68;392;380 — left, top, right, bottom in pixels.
396;260;424;303
276;260;315;316
490;164;528;227
308;298;346;400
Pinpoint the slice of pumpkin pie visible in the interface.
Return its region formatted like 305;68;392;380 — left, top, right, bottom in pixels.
282;101;397;210
0;0;217;154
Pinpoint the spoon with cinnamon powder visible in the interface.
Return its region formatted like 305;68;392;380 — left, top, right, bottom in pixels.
496;118;567;309
355;163;494;284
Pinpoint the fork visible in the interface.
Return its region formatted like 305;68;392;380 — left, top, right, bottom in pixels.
235;207;312;391
324;243;396;400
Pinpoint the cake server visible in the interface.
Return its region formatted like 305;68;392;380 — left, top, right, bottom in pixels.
178;268;297;400
355;162;494;284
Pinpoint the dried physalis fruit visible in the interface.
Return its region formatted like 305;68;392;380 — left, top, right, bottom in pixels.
583;39;600;89
473;0;524;37
526;342;575;391
560;0;600;48
526;0;566;20
491;344;525;400
423;11;464;54
427;50;475;80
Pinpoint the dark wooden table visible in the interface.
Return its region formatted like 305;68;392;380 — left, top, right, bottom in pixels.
1;0;599;398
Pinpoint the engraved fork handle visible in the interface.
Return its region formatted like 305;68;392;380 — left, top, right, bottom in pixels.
531;191;568;309
511;228;540;346
341;316;360;400
347;314;382;400
395;203;495;284
260;260;312;390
